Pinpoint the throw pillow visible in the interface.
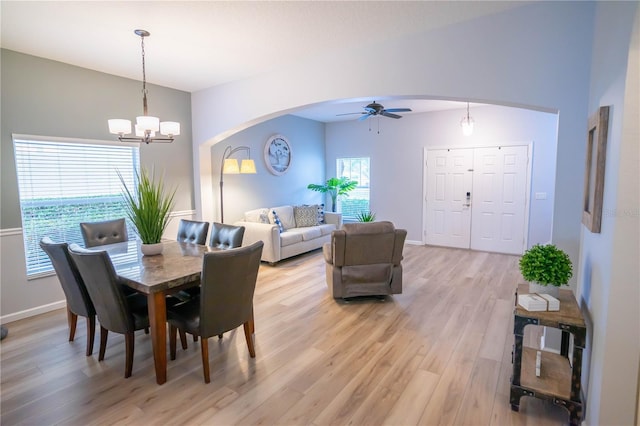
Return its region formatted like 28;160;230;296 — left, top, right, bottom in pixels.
272;210;284;233
245;208;270;223
316;203;325;224
294;205;319;227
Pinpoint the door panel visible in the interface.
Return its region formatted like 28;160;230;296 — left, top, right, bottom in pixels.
425;149;473;248
470;146;528;254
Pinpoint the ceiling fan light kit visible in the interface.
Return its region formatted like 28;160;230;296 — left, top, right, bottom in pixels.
460;102;474;136
108;29;180;144
337;101;412;121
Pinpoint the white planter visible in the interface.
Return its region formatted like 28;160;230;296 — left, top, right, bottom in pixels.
141;242;163;256
528;281;559;298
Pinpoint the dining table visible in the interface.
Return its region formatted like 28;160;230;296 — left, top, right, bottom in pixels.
98;239;214;384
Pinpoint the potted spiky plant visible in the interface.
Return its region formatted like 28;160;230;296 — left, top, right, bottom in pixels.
356;211;376;222
307;177;358;212
118;167;176;256
519;243;573;297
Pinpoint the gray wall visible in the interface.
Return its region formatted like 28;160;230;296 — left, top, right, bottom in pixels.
212;114;326;224
577;3;639;425
0;49;194;319
325;105;558;246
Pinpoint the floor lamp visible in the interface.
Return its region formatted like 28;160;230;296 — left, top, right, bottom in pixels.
219;146;257;223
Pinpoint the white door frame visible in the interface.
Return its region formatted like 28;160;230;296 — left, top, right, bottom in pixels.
422;142;533;254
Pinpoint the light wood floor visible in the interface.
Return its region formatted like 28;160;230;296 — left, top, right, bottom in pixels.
1;244;570;425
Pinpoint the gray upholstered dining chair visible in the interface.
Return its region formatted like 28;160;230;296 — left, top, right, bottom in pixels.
176;219;210;245
209;222;245;249
67;244;150;378
39;237;96;356
182;222;246;304
167;241;263;383
80;218;128;248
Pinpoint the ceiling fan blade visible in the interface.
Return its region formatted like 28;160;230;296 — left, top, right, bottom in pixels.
381;111;402;119
358;114;372;121
383;108;412;113
336;112;366;116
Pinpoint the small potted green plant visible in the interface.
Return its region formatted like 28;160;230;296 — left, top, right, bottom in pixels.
356;211;376;222
307;177;358;212
519;243;573;297
119;167;176;256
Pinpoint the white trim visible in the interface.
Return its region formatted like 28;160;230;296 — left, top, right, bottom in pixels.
1;300;66;324
169;210;196;218
405;239;423;245
12;133;140;148
0;228;22;237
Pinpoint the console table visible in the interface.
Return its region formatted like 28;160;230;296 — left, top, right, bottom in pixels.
510;284;586;426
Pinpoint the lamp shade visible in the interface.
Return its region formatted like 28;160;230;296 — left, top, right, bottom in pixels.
240;159;257;174
136;115;160;132
223;159;240;174
108;119;132;135
160;121;180;136
135;124;156;138
461;119;474;136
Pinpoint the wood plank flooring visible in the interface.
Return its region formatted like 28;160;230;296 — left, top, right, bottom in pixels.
1;244;570;425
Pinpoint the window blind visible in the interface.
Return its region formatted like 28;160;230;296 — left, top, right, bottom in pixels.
13;135;140;276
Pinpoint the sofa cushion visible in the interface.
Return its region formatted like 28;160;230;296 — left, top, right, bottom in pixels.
244;208;269;223
299;226;322;240
294;205;319;227
269;205;295;230
319;224;336;236
280;230;304;247
271;210;284;233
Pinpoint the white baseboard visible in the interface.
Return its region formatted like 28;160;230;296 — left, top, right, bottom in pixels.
405;239;423;245
1;300;66;324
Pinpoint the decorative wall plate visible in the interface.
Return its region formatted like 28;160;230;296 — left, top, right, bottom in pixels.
264;134;291;176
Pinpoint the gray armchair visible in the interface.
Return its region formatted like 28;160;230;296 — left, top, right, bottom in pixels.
167;241;263;383
80;218;128;248
177;219;210;245
323;221;407;299
40;237;96;356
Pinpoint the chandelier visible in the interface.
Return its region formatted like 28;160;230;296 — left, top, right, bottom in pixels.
460;102;474;136
108;29;180;144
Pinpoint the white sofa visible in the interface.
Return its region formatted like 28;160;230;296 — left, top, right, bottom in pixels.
234;205;342;264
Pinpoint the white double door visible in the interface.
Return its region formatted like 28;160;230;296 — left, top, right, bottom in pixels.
424;145;530;255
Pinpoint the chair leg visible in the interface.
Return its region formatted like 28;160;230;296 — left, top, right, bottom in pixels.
193;334;198;342
98;326;108;361
144;327;149;334
200;337;210;383
169;325;177;361
179;330;188;350
67;308;77;342
243;321;255;358
86;315;95;356
218;334;223;339
124;332;134;378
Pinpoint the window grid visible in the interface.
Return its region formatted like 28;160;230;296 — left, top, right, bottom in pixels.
13;137;140;276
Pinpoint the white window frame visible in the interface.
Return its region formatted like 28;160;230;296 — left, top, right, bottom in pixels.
12;134;140;278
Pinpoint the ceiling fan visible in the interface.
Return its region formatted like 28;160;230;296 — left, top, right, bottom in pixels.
337;101;412;121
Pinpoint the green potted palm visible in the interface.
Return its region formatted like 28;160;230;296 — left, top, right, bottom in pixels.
119;167;176;256
519;243;573;297
307;177;358;212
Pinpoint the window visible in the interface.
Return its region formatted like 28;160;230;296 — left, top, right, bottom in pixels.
13;135;140;277
336;157;370;220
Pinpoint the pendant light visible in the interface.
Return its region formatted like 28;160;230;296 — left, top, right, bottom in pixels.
460;102;474;136
108;30;180;144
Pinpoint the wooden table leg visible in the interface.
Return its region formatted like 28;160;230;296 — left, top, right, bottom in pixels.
147;292;167;385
